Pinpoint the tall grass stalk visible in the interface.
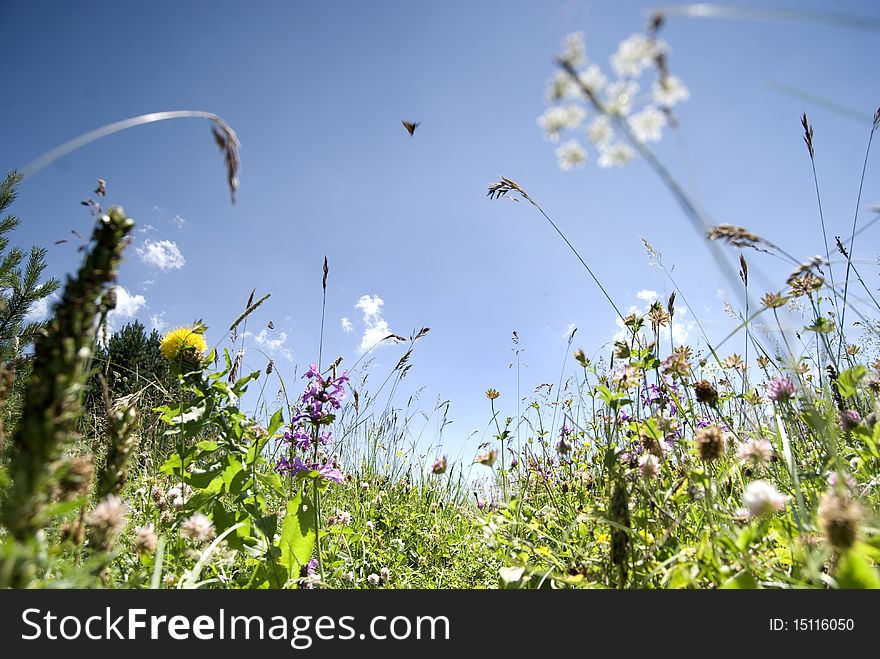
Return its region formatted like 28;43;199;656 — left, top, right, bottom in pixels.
838;110;880;362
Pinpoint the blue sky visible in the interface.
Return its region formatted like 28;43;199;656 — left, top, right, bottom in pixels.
2;0;879;465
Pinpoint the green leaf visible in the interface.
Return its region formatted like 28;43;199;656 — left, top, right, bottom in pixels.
185;466;224;489
221;459;246;494
834;366;866;400
159;453;184;476
278;490;317;580
804;316;835;334
720;570;758;589
836;544;880;589
267;408;285;436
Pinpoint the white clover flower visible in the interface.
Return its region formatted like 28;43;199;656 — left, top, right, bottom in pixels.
135;523;158;554
597;141;636;168
738;437;775;468
587;115;614;145
180;512;214;543
638;453;660;480
367;573;380;586
611;33;668;78
559;31;587;68
652;75;690;107
556;139;587;171
604;80;639;116
628;105;667;143
379;567;390;582
742;480;786;517
577;64;607;93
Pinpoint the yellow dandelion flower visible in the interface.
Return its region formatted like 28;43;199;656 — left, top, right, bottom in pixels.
160;326;207;362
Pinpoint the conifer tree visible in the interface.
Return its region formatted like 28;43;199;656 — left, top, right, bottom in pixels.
0;171;60;363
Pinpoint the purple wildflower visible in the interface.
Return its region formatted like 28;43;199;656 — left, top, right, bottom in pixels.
840;409;861;432
766;376;796;403
317;463;345;484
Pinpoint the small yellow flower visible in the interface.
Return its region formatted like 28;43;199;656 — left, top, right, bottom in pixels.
160;326;207;362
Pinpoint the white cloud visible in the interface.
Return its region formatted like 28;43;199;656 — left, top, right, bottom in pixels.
612;296;694;346
244;329;293;361
355;294;383;320
341;317;353;333
138;223;156;234
354;294;396;353
141;280;154;290
360;321;393;353
150;313;167;333
136;239;185;270
637;289;659;303
108;286;146;326
114;287;145;317
24;293;59;323
171;214;186;228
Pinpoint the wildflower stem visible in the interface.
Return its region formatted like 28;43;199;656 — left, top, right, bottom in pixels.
774;405;805;533
525;196;625;322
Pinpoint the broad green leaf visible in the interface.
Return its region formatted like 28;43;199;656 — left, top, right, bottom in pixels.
834;366;866;400
836;545;880;589
278;490;317;580
720;570;758;589
267;407;285;436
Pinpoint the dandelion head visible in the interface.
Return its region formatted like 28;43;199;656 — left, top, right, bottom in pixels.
160;326;207;363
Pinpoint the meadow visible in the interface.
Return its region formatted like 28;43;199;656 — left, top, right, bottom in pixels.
0;10;878;590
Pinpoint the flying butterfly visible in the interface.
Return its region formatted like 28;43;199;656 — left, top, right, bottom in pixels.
401;120;420;136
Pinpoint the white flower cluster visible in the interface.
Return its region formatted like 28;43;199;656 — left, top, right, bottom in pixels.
540;31;690;171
